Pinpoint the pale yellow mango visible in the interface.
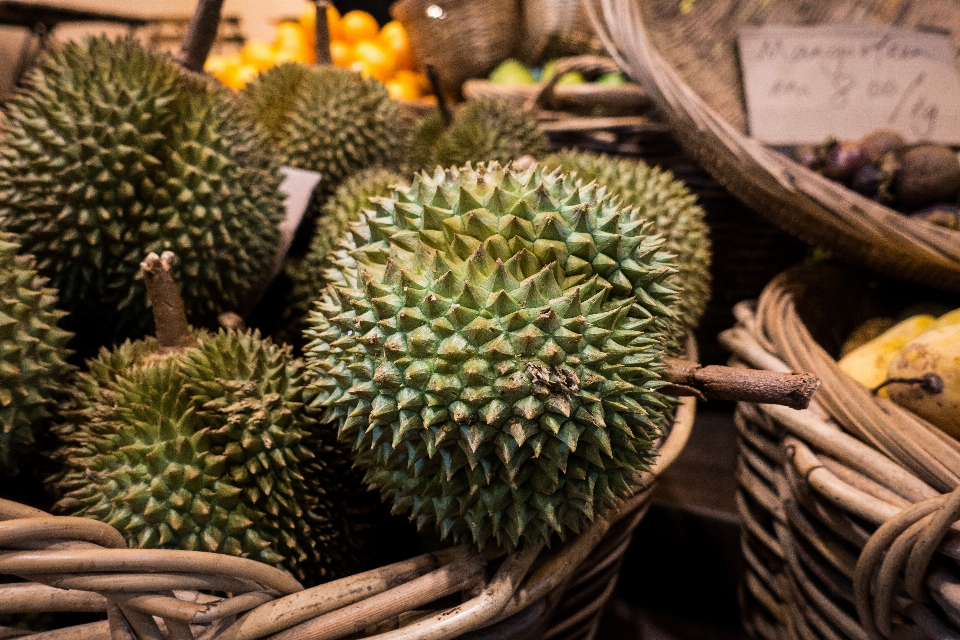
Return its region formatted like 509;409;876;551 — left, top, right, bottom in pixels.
927;307;960;333
887;323;960;440
837;315;936;390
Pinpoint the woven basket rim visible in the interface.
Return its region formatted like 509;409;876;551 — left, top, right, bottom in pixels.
723;267;960;638
586;0;960;293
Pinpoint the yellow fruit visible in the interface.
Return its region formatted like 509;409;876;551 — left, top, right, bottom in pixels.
837;314;936;391
349;60;375;79
352;40;396;82
886;323;960;439
242;40;277;72
928;307;960;333
330;40;354;68
340;10;379;44
204;54;232;77
839;317;896;357
396;69;430;93
379;20;415;70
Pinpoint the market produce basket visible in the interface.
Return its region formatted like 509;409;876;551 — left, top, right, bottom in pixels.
721;265;960;639
0;360;699;640
585;0;960;293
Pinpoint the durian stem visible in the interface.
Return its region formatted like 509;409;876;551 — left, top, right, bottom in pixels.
662;358;820;410
425;64;453;127
178;0;225;73
141;252;198;353
313;1;333;65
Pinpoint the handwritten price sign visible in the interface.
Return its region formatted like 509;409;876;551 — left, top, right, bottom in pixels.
738;25;960;144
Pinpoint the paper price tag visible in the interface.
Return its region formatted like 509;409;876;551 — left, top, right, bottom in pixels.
738;25;960;144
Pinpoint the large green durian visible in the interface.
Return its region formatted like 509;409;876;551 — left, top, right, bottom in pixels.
52;325;365;585
0;37;285;351
304;162;678;551
281;167;408;346
409;98;549;172
243;63;407;205
542;151;712;331
0;233;73;476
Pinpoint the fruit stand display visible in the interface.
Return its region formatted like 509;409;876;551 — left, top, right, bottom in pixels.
0;0;826;637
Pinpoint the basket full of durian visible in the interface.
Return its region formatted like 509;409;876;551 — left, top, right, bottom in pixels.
723;265;960;640
0;1;819;638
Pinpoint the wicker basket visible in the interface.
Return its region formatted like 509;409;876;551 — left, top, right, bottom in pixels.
390;0;522;97
721;265;960;639
461;55;650;119
518;0;603;63
585;0;960;293
0;355;697;640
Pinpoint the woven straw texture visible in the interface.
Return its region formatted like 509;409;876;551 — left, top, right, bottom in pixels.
585;0;960;293
0;355;697;640
722;265;960;639
390;0;522;96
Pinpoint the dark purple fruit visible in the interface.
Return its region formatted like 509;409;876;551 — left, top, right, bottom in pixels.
851;164;882;198
792;144;823;170
894;145;960;209
860;129;906;164
822;140;869;182
911;204;960;230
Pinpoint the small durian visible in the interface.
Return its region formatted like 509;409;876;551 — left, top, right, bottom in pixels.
0;233;73;476
281;167;408;345
304;162;678;551
541;151;712;331
243;63;408;206
0;37;285;352
409;98;549;172
51;253;364;584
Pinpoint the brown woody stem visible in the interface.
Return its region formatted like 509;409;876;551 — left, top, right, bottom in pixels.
141;252;198;353
662;358;820;410
313;0;333;65
178;0;225;73
425;64;453;127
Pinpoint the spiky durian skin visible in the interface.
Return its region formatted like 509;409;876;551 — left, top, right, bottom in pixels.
304;162;678;551
243;63;407;204
542;152;712;331
0;233;73;476
281;168;408;346
409;98;549;172
52;330;359;585
0;37;285;350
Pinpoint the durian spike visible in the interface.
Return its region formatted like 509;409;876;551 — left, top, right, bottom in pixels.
662;358;819;410
141;252;198;352
425;64;453;127
313;0;333;65
178;0;225;73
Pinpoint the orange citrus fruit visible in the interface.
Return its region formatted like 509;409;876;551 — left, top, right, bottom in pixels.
241;40;277;72
224;63;260;90
349;59;375;79
330;40;353;68
340;10;379;44
326;5;343;41
379;21;415;70
274;22;309;58
395;69;430;93
352;40;396;82
385;77;420;101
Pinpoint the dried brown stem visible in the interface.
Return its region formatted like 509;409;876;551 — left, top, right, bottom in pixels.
141;252;197;353
662;358;820;410
425;64;453;127
178;0;225;73
313;0;333;65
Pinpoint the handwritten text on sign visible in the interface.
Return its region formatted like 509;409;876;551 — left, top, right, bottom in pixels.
738;25;960;145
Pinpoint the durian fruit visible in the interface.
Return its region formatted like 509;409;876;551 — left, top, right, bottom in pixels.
541;151;711;331
409;98;549;172
304;162;678;551
0;37;285;351
281;167;408;345
243;63;407;205
51;253;364;584
0;233;73;476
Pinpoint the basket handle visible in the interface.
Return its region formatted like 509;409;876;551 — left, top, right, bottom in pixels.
523;54;623;113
